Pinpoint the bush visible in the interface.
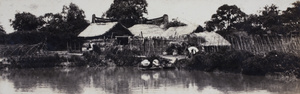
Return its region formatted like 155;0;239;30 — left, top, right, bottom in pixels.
189;49;300;78
9;54;62;68
105;45;142;66
243;51;300;78
82;52;104;67
191;52;216;71
219;50;254;73
242;55;266;75
189;50;254;73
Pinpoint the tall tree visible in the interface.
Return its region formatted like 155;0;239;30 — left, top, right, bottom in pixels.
282;1;300;33
259;4;284;35
242;14;264;35
204;4;246;34
40;13;67;33
41;3;89;36
39;3;89;50
11;12;44;31
259;4;282;31
63;3;89;35
105;0;148;23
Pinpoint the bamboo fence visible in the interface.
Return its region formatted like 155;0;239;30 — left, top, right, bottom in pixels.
225;35;300;55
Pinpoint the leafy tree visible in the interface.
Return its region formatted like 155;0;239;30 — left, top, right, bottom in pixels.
204;21;215;32
259;4;283;34
11;12;44;31
62;3;89;35
282;1;300;33
242;14;264;35
105;0;148;23
39;3;89;50
42;3;89;36
205;4;246;33
41;13;67;33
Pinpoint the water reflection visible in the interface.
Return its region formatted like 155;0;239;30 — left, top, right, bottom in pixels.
0;67;299;94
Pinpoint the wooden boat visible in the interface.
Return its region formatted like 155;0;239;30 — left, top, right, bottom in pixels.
137;57;177;71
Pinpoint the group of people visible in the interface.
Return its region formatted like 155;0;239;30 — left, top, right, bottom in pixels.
166;42;204;58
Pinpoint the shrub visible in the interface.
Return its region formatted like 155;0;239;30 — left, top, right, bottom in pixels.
219;50;254;73
82;52;104;67
190;50;254;73
9;54;62;68
242;55;266;75
189;52;218;71
105;45;142;66
243;51;300;78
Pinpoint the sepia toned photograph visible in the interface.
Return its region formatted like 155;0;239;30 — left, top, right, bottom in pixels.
1;0;300;94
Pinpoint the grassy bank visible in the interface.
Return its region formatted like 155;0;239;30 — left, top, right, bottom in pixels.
185;50;300;78
0;45;145;69
1;44;300;79
1;54;87;69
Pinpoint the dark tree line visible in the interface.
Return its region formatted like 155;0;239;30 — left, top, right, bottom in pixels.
1;3;89;50
205;1;300;36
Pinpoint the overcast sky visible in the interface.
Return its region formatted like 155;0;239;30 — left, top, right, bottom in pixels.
0;0;298;33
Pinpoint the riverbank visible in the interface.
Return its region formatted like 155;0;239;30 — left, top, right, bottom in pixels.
1;47;300;79
182;50;300;79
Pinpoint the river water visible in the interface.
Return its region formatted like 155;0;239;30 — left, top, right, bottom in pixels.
0;67;299;94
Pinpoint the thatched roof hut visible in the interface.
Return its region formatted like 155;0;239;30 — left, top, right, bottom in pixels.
162;25;198;38
128;24;165;38
191;32;231;46
78;22;133;39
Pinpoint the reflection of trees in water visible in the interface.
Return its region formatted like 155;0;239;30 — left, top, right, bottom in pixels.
1;67;300;94
189;71;300;93
3;68;92;94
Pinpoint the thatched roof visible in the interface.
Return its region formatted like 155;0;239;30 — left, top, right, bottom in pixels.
78;22;133;38
128;24;165;37
162;25;198;37
192;32;231;46
78;22;118;37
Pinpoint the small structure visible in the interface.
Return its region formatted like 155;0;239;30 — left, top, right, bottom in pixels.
78;22;133;39
78;22;133;51
191;32;231;52
76;14;135;52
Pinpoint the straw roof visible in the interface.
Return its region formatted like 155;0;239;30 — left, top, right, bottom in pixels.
192;32;231;46
78;22;118;37
128;24;165;37
162;25;198;37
